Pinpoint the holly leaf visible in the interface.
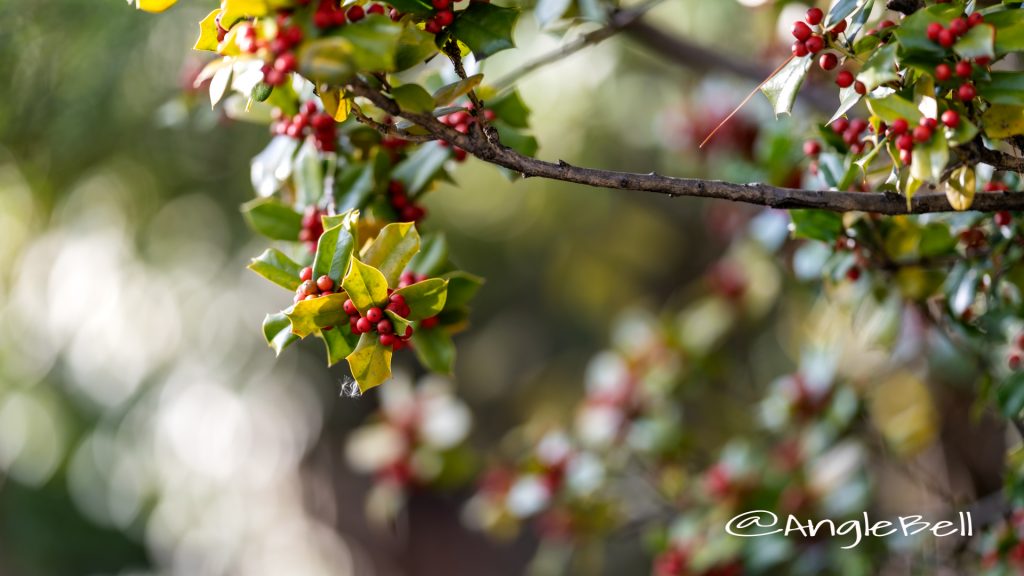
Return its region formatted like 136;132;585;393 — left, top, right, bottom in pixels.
263;311;299;356
954;24;995;60
392;84;435;113
385;310;413;336
857;43;898;91
432;74;484;107
320;325;360;366
387;0;433;15
982;104;1024;139
242;197;302;241
133;0;178;13
488;90;531;128
346;333;394;393
760;55;812;117
342;259;390;314
408;233;449;276
392;142;450;195
396;24;439;70
363;222;421;286
313;223;356;284
286;293;351;338
987;9;1024;55
334;162;376;212
893;4;960;56
790;210;843;243
195;9;222;51
979;73;1024;106
449;3;518;60
946;165;976;211
413;327;456;374
866;94;923;123
221;0;269;27
248;248;303;291
394;278;448;320
441;271;484;309
910;133;949;184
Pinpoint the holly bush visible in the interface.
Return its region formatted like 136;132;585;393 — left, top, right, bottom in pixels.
106;0;1024;573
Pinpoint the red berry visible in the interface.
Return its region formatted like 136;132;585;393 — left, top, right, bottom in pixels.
421;316;440;329
377;320;393;334
935;63;952;82
366;307;383;323
805;35;824;54
368;3;385;14
350;317;361;333
435;9;454;26
879;19;895;30
849;118;868;134
356;317;372;333
890;118;909;135
913;124;933;143
968;13;984;27
316;275;334;292
832;118;850;134
403;326;414;338
830;20;847;35
380;333;397;347
955;60;972;78
283;26;303;47
389;8;402;20
854;81;867;95
803;140;822;156
896;134;914;151
274;52;297;72
921;117;938;129
927;22;943;42
433;0;451;8
300;266;313;282
846;266;861;281
312;113;333;131
976;56;991;66
938;29;955;48
1016;333;1024;349
836;70;854;88
899;148;913;165
425;19;441;33
806;7;824;26
792;21;813;41
949;17;968;36
343;299;358;315
313;11;333;28
996;211;1013;227
389;293;406;305
792;41;809;57
941;109;960;128
1010;353;1022;371
818;52;838;71
958;83;976;101
347;5;365;21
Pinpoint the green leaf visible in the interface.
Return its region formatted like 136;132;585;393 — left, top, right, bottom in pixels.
385;309;413;335
346;333;394;392
919;222;957;257
954;23;996;59
866;94;923;123
248;248;303;291
241;198;302;241
494;122;538;157
386;0;433;15
285;293;351;338
825;0;862;28
449;3;518;60
945;114;979;145
263;311;299;356
847;0;875;42
298;18;404;82
413;327;455;374
945;165;975;211
342;259;390;314
334;162;376;212
982;104;1024;138
998;372;1024;418
395;24;439;70
980;73;1024;106
858;43;898;91
910;133;949;183
987;9;1024;55
790;210;844;243
760;55;812;117
392;83;435;113
362;222;421;286
392;142;450;195
432;74;484;107
312;223;355;284
293;139;323;207
442;271;484;309
319;325;360;366
488;90;531;128
251;80;273;103
394;278;448;321
829;85;862;126
408;233;449;276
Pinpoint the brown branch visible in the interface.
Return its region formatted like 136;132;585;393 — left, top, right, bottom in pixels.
347;79;1024;214
623;20;835;114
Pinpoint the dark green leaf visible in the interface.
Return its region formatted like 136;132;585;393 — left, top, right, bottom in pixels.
392;142;450;195
987;9;1024;54
441;271;484;309
413;327;455;374
242;197;302;241
320;325;360;366
334;162;377;212
395;24;439;69
263;311;299;356
954;23;996;59
998;372;1024;418
488;90;531;128
790;210;844;243
449;3;518;60
408;233;449;276
979;72;1024;106
392;83;435;113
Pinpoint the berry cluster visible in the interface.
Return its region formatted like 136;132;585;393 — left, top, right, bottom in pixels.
343;293;415;349
387;181;427;222
294;266;338;305
927;13;988;100
246;13;306;86
299;205;325;252
1008;333;1024;370
423;0;456;34
272;101;338;152
887;113;956;165
789;8;827;58
313;0;388;29
438;106;496;162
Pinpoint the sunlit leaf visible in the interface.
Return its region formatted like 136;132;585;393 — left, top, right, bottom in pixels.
242;197;302;241
346;334;393;392
760;56;812;117
286;293;350;338
432;74;484;107
195;9;223;51
134;0;178;13
392;84;435;113
263;311;299;356
946;165;976;211
313;223;356;284
362;223;421;286
394;278;448;320
342;259;390;313
248;248;303;291
982;104;1024;139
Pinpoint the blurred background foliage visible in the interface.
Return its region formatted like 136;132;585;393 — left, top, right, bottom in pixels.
0;0;993;575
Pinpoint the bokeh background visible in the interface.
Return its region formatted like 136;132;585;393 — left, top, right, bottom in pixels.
0;1;991;575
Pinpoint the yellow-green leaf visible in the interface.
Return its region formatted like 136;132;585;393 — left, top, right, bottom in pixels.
263;311;299;356
221;0;268;27
362;223;420;286
285;293;351;338
346;333;393;392
342;259;390;313
248;248;302;291
394;278;448;321
982;104;1024;139
946;166;976;211
319;87;351;122
432;74;484;107
320;325;360;366
134;0;178;13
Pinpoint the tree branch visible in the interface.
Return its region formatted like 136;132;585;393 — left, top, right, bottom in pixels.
349;80;1024;215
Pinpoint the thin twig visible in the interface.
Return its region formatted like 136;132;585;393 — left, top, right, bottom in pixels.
346;79;1024;214
349;100;436;143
